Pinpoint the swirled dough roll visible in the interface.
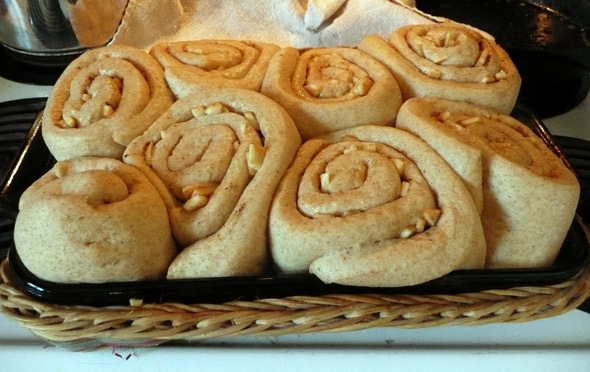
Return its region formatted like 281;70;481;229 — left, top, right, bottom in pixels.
13;157;176;283
123;88;301;278
358;23;521;114
396;97;580;268
261;47;402;139
42;45;173;161
150;40;280;99
269;126;485;287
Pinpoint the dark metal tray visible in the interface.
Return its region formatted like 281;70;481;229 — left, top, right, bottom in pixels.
0;101;589;307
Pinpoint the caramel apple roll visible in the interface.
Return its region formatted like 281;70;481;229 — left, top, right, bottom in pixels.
42;45;173;161
123;88;301;278
396;97;580;268
150;40;280;98
359;23;521;114
14;157;176;283
269;126;485;287
261;47;402;139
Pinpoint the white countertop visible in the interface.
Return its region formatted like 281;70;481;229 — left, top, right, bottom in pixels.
1;308;590;371
0;77;589;372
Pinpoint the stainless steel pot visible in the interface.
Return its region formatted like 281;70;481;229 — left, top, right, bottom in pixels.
0;0;128;56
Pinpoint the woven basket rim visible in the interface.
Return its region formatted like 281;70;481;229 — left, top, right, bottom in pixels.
1;256;590;347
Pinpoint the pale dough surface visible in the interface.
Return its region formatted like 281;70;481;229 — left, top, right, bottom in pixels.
123;88;301;278
42;45;173;161
269;125;485;287
261;47;402;139
396;97;580;268
14;157;176;283
359;23;521;114
150;40;280;99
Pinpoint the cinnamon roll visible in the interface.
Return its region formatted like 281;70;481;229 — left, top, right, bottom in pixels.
261;47;402;139
359;23;521;114
269;126;485;287
123;88;301;278
42;45;173;161
150;40;280;98
396;97;580;268
13;157;176;283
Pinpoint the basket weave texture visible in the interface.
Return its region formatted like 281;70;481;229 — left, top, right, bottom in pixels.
1;258;590;347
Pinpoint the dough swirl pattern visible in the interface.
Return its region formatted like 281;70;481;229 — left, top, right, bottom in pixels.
359;23;521;113
269;126;485;287
396;97;580;268
124;88;301;278
13;157;176;283
150;40;280;98
42;45;173;161
261;47;402;139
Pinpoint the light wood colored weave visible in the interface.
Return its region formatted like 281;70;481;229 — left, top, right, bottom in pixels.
1;257;589;347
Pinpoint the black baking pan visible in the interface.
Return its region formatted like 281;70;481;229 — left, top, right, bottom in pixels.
0;101;588;307
6;218;589;306
0;98;50;258
415;0;590;118
554;135;590;223
0;44;76;86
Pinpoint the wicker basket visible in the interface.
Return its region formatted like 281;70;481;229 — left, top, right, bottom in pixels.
1;253;589;349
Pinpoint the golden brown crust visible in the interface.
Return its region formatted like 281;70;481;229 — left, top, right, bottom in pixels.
14;157;176;283
359;24;521;113
396;97;581;268
261;47;402;139
269;125;485;287
123;88;301;278
41;45;173;161
150;40;280;98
